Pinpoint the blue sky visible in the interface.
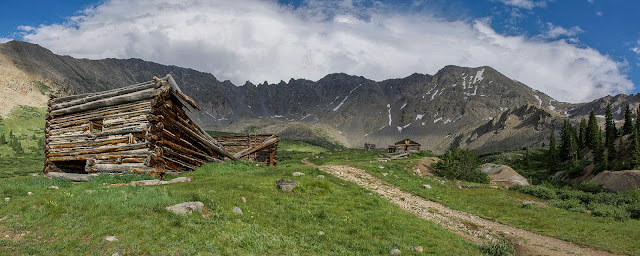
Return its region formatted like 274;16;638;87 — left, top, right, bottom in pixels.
1;0;639;103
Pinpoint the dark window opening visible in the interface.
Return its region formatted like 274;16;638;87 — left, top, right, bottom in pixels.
51;160;87;173
90;120;103;134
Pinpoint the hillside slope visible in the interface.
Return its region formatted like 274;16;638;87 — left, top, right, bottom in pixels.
2;40;639;152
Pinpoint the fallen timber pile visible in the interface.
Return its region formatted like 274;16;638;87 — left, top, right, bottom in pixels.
44;74;234;177
215;134;280;166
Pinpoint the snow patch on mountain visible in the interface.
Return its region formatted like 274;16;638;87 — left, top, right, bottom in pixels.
534;95;542;107
473;69;485;84
416;114;424;120
332;84;362;111
397;123;411;132
387;104;392;126
401;102;407;109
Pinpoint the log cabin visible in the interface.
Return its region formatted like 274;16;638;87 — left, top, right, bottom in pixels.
44;74;234;177
388;139;421;153
214;134;280;166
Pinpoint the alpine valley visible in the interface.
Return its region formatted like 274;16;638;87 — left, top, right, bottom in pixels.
1;40;638;153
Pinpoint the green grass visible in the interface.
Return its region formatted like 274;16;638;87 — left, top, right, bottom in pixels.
0;106;46;178
308;149;640;255
0;144;481;255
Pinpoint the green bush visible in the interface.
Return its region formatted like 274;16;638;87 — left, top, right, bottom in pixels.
433;147;490;184
509;185;556;200
480;238;515;256
576;181;604;193
589;203;630;221
550;198;586;213
627;203;640;219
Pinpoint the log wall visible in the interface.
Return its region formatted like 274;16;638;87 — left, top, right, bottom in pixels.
215;134;279;166
44;75;229;176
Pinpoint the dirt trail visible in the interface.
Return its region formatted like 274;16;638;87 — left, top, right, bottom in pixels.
302;159;619;256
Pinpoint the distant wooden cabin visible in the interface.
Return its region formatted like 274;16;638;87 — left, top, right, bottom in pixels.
388;139;421;153
215;134;280;166
44;75;233;177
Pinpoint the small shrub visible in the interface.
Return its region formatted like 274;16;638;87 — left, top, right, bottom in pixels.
589;203;630;221
556;189;593;204
510;185;556;200
480;238;515;256
550;199;586;213
627;203;640;219
434;147;490;184
576;181;604;193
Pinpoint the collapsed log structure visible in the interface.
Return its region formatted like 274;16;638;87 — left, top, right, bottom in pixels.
44;74;234;176
215;134;280;166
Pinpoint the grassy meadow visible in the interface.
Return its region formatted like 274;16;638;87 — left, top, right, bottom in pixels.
0;140;482;255
307;149;640;255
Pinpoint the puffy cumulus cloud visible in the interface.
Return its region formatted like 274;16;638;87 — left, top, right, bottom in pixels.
632;40;640;55
0;37;11;43
543;22;583;39
21;0;633;103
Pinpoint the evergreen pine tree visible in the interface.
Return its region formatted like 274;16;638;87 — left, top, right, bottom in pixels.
587;110;599;149
623;104;634;135
605;104;617;162
548;129;559;171
632;129;640;168
637;107;640;135
578;118;587;149
593;129;605;163
560;119;578;162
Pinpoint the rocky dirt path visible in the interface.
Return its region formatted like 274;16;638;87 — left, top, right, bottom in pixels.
302;159;619;256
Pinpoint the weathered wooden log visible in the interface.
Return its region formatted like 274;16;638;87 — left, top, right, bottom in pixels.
92;158;146;165
159;139;216;162
87;163;151;173
161;156;197;170
52;82;157;110
48;136;130;149
52;81;156;104
161;113;233;159
46;142;150;157
50;101;152;125
51;88;161;116
162;146;206;166
45;172;96;182
48;149;153;162
48;123;90;136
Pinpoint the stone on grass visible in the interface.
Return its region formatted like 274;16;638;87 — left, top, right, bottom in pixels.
104;236;118;242
276;178;298;192
413;246;423;253
390;248;401;255
232;206;243;215
165;202;204;215
523;201;534;208
27;192;33;196
292;172;305;177
48;186;59;190
382;173;389;176
112;250;124;256
422;184;432;189
317;231;325;236
4;197;9;202
240;197;247;203
317;175;325;179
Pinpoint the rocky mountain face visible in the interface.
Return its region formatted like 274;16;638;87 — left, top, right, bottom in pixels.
1;40;638;153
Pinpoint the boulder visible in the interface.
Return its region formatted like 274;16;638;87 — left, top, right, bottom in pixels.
165;201;204;215
292;172;305;177
480;163;529;188
590;170;640;192
276;178;298;192
232;206;243;215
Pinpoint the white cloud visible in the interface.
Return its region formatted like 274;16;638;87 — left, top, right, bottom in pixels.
632;40;640;55
543;22;583;38
596;11;603;16
20;0;633;103
17;25;34;32
0;37;11;43
494;0;548;9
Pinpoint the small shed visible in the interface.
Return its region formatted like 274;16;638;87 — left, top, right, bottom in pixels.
215;134;280;166
364;143;376;151
44;74;233;177
391;139;421;153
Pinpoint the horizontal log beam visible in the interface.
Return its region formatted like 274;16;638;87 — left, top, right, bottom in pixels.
52;81;155;103
51;88;161;116
52;82;157;110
